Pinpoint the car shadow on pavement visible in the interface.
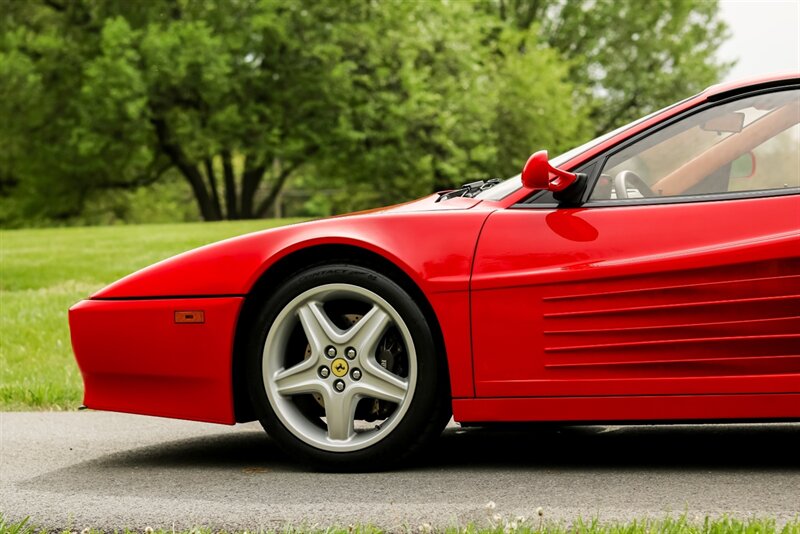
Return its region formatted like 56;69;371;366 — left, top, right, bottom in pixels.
417;423;800;471
17;423;800;501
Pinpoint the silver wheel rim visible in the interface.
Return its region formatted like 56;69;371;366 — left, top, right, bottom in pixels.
262;283;417;452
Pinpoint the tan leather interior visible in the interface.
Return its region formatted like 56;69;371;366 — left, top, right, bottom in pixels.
652;100;800;196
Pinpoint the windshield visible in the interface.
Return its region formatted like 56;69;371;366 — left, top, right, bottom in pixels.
474;99;690;201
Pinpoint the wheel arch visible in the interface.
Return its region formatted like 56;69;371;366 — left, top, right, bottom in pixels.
231;243;451;423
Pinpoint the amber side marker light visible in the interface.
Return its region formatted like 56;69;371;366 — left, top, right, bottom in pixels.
174;310;205;324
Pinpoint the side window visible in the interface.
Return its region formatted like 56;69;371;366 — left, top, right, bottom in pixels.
589;89;800;201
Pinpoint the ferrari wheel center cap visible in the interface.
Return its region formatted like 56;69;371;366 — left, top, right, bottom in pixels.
331;358;349;377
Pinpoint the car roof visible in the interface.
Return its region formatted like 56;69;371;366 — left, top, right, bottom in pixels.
704;72;800;99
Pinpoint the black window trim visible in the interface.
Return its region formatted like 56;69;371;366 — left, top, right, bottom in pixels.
583;186;800;208
511;81;800;210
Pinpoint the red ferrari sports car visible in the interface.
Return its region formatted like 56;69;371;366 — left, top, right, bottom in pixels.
70;73;800;469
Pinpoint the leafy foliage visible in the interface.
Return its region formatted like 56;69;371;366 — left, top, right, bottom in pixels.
484;0;732;133
0;0;729;224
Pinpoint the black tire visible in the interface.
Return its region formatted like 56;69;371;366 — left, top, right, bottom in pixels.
245;263;451;471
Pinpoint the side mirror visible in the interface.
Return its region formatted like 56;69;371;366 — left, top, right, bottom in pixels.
521;150;578;192
521;150;588;205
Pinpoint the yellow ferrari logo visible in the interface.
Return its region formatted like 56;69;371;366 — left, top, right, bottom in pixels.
331;358;349;377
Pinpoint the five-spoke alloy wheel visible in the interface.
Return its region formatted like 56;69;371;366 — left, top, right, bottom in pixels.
246;263;450;470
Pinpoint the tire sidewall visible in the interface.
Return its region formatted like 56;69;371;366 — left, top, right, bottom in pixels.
245;264;444;470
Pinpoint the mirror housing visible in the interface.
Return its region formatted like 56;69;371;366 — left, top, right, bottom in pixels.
521;150;588;205
521;150;578;192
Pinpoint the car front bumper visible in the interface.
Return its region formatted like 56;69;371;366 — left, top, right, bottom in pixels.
69;297;244;424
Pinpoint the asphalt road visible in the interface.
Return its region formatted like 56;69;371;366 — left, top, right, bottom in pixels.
1;412;799;531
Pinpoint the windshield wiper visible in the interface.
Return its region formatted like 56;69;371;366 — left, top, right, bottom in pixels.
436;178;502;202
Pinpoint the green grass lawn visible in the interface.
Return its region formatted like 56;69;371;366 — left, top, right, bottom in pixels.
0;219;302;410
2;516;799;534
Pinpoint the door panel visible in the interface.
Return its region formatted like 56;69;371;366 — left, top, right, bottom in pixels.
471;194;800;398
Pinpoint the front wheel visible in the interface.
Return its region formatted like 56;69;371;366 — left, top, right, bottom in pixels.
245;263;450;470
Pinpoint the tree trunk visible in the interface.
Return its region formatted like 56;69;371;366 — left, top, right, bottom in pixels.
240;156;267;218
254;159;295;218
182;166;221;221
151;118;220;221
204;158;223;220
221;149;239;219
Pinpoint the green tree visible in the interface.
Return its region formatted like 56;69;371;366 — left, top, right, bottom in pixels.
484;0;732;134
0;0;728;224
262;1;589;206
2;0;361;221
